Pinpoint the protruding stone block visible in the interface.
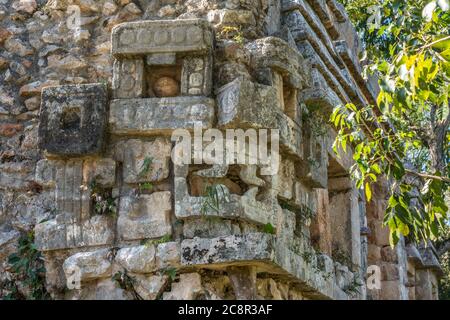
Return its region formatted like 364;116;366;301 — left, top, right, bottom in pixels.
63;249;112;282
38;84;108;156
181;233;274;266
109;97;215;135
115;245;157;273
112;19;214;57
216;78;279;129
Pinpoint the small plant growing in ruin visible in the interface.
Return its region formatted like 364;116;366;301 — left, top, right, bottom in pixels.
342;278;363;298
218;26;245;45
4;231;50;300
112;270;142;300
164;267;178;281
141;234;172;247
200;184;230;215
263;223;276;235
139;156;153;178
90;180;116;217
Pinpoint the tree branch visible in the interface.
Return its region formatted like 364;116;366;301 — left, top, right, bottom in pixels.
405;169;450;183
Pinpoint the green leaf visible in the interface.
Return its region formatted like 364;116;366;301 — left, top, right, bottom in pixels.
365;182;372;202
263;223;276;235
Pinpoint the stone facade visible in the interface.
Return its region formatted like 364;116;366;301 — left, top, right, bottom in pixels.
0;0;442;300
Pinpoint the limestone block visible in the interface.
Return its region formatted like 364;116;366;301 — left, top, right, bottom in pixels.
66;215;115;248
181;233;274;266
334;262;351;290
115;245;157;273
146;53;177;66
246;37;305;89
310;189;332;255
35;159;56;187
112;58;145;98
112;19;214;57
53;160;92;220
207;9;256;27
367;244;381;263
216;78;279;129
117;192;172;241
301;68;343;117
380;280;402;300
134;275;168;300
156;242;181;269
109;97;215;135
277;112;303;160
35;215;115;251
114;138;171;184
297;121;328;188
163;273;203;300
273;159;295;200
181;55;212;96
93;279;133;300
294;182;317;213
83;158;116;188
381;246;398;263
38;84;108;156
35;219;67;251
381;263;400;281
183;219;241;239
306;0;339;39
63;249;112;282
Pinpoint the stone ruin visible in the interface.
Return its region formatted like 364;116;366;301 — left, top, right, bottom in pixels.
0;0;443;300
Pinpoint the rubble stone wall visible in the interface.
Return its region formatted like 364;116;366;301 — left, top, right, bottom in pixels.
0;0;442;300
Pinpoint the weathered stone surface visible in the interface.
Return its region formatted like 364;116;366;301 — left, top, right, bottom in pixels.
35;215;115;251
156;242;181;269
112;58;145;98
63;249;112;282
181;55;213;96
83;158;116;188
115;245;157;273
112;19;213;57
134;274;168;300
216;78;279;129
38;84;108;156
175;168;279;227
181;233;274;266
114;138;171;184
117;192;172;241
247;37;306;89
163;273;204;300
109;97;215;135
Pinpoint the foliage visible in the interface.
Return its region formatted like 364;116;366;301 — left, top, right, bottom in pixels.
141;234;172;247
90;180;116;216
164;267;178;281
334;0;450;246
112;270;142;300
200;184;230;215
218;26;245;45
263;223;276;235
3;231;50;300
139;156;153;178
